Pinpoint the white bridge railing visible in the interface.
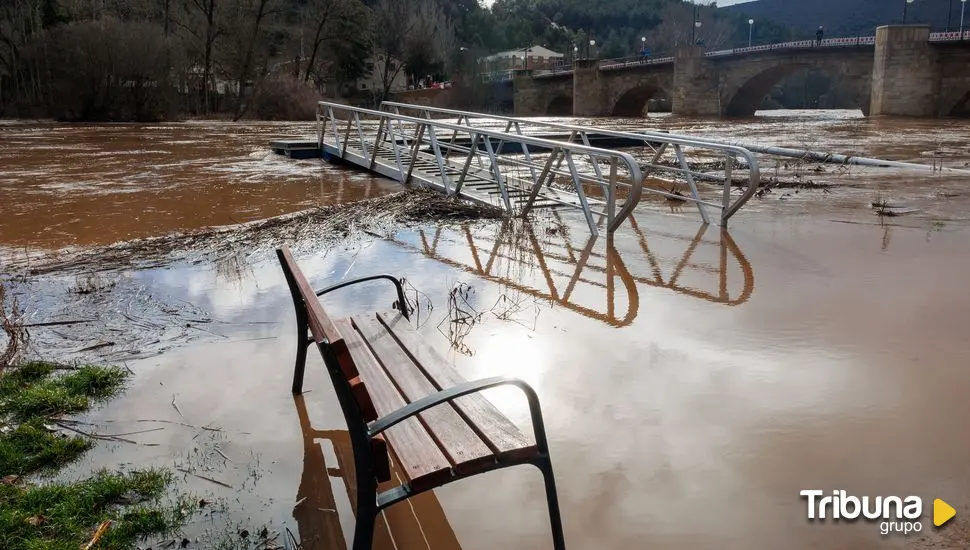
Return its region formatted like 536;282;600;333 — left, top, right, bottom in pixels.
317;101;646;236
381;102;763;227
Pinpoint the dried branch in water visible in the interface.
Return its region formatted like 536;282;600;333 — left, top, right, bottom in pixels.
0;281;28;371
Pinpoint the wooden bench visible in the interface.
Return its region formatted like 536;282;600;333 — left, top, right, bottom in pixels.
277;246;565;550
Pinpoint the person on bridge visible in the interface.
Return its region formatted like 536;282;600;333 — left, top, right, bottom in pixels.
816;26;824;46
639;45;650;63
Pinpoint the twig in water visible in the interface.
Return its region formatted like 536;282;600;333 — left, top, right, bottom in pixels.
77;341;115;353
214;446;233;462
171;394;183;418
52;421;137;444
21;319;94;328
175;467;233;489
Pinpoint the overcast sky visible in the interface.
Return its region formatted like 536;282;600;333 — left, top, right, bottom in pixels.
480;0;753;7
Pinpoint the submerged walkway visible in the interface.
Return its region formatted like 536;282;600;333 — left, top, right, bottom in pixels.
305;102;764;236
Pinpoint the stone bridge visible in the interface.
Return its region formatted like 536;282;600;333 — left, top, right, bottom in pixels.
513;25;970;118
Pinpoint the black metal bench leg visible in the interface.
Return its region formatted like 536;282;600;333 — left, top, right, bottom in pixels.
352;475;378;550
292;311;312;394
537;457;566;550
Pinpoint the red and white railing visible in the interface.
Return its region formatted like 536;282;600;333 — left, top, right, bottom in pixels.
929;31;970;41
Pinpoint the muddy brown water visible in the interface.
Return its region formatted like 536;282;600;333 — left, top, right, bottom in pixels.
3;111;970;549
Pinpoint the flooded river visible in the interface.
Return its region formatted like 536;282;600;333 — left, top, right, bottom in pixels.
2;111;970;549
2;111;969;250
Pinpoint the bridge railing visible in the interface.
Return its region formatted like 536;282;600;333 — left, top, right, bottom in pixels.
705;35;876;58
929;31;970;41
599;56;675;70
381;101;763;227
318;101;647;236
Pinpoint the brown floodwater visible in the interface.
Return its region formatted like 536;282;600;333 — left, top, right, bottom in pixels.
4;111;970;549
2;111;969;251
0;121;400;249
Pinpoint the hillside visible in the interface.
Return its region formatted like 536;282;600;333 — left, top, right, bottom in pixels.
722;0;967;38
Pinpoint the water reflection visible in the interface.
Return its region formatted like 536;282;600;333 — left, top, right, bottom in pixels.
294;395;462;549
384;216;754;327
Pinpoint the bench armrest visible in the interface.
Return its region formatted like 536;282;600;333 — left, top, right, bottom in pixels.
315;275;410;320
367;376;552;454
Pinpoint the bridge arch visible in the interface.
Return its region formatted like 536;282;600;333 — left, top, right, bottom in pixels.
948;91;970;117
721;57;872;117
547;95;573;116
611;85;670;116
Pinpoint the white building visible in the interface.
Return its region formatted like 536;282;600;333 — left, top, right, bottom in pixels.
480;45;565;72
357;55;407;94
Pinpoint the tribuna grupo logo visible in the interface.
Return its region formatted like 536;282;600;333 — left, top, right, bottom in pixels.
800;490;937;536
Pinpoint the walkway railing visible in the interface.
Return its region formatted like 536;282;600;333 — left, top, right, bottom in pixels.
316;101;645;236
382;102;762;226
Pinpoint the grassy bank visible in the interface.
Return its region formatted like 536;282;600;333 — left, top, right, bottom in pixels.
0;362;184;549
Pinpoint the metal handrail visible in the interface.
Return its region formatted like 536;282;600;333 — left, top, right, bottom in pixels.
381;102;762;225
316;101;645;236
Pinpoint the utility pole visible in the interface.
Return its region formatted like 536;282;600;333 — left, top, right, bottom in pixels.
948;0;954;31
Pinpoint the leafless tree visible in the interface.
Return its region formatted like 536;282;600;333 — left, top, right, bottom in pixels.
649;1;732;53
176;0;222;114
371;0;455;100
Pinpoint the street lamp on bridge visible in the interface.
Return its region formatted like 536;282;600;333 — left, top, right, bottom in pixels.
748;19;755;47
589;39;597;59
903;0;916;24
962;0;967;35
692;4;702;44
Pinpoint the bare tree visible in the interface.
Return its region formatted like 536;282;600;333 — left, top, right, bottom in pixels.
650;1;733;53
371;0;455;100
176;0;221;114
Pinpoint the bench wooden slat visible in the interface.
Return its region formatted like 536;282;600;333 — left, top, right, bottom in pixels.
351;314;496;472
278;247;347;356
376;312;538;462
333;318;453;489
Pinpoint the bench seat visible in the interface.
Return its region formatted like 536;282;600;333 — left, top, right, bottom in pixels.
336;311;538;492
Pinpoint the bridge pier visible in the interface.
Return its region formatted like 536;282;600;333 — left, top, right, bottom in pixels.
512;70;546;117
870;25;940;117
573;59;611;117
673;46;721;117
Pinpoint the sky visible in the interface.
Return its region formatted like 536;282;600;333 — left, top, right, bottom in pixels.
479;0;754;5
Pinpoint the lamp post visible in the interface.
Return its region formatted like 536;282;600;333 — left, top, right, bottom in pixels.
573;44;578;63
962;0;967;35
641;36;646;54
948;0;954;31
748;18;754;47
589;39;596;59
903;0;915;24
692;4;700;43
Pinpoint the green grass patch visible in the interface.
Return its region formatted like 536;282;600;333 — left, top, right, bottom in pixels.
0;469;184;550
0;361;188;548
0;421;91;477
0;362;127;421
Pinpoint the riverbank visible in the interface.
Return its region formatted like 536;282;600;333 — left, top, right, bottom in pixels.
0;361;186;549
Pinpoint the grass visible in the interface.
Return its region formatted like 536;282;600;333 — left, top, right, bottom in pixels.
0;362;127;422
0;361;186;549
0;469;185;550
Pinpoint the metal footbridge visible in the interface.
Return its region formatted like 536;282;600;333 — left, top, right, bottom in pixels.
316;101;762;236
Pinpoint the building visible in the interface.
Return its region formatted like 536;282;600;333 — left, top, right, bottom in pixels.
356;55;407;94
481;46;565;73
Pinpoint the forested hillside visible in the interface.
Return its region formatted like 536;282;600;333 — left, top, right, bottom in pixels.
724;0;967;38
0;0;796;121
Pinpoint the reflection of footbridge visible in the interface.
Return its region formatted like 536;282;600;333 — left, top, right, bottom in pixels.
384;215;754;328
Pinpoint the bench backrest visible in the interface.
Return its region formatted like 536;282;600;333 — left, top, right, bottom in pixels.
276;247;390;481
